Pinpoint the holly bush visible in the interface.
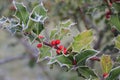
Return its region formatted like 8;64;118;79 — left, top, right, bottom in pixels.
1;0;120;80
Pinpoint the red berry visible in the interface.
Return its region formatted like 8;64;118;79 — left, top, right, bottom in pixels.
108;1;113;7
37;43;42;48
72;60;77;65
63;48;67;55
55;39;60;45
9;5;16;11
103;73;109;78
58;45;64;50
105;10;111;19
56;49;61;55
38;35;44;39
51;40;56;46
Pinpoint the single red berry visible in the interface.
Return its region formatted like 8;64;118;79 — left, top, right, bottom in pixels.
56;49;61;55
105;10;111;19
37;43;42;48
38;35;44;39
9;5;16;11
63;48;67;55
58;45;64;50
103;73;109;78
55;39;60;45
109;2;112;7
72;60;77;65
51;40;56;46
106;15;110;19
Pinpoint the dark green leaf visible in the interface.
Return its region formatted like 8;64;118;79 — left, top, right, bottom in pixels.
110;15;120;31
77;66;98;79
30;3;47;23
38;45;51;61
48;55;73;68
14;1;29;30
74;50;97;66
33;23;44;35
106;66;120;80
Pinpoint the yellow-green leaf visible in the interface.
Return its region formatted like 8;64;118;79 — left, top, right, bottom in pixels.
100;55;113;73
72;29;93;52
115;35;120;49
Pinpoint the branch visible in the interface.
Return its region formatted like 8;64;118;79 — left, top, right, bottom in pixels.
0;54;27;65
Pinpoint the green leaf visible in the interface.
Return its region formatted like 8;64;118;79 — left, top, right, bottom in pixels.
38;45;51;61
60;19;75;28
72;30;93;52
74;50;97;66
113;3;120;11
48;55;72;68
50;29;58;39
25;3;47;33
100;55;113;73
59;28;71;40
30;2;47;23
110;15;120;31
77;66;98;79
106;66;120;80
0;16;7;23
14;1;29;30
115;35;120;49
32;23;44;35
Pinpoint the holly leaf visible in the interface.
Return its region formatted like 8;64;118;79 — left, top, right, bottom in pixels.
74;50;97;66
100;55;113;74
30;2;47;23
48;55;73;68
77;66;98;79
14;1;29;30
50;29;58;39
72;30;93;52
0;16;7;24
115;35;120;49
110;15;120;31
25;3;46;33
60;19;75;28
32;23;44;35
59;28;71;40
106;66;120;80
37;45;51;61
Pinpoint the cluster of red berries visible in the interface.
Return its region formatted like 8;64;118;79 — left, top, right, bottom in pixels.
36;35;67;55
50;39;67;55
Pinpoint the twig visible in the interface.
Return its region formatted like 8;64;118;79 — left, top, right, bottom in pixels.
79;7;89;30
0;54;27;65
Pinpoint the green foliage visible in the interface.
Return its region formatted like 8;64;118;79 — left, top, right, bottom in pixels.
48;55;73;68
72;30;93;52
77;66;98;79
106;66;120;80
115;35;120;49
100;55;113;74
74;50;97;66
1;0;120;80
38;45;51;61
110;15;120;31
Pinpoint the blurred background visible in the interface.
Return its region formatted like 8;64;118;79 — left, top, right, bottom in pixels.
0;0;119;80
